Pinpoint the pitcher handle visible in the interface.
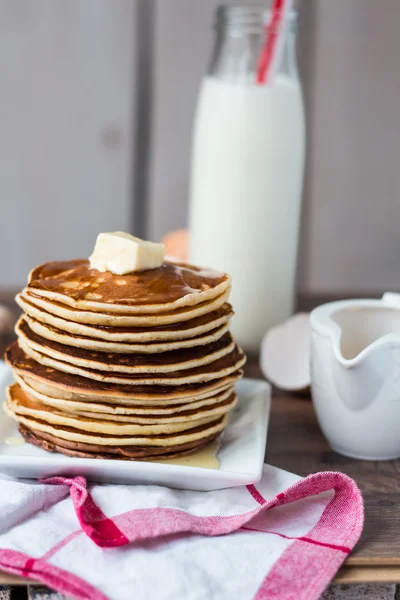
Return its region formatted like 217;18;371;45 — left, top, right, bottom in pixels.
381;292;400;308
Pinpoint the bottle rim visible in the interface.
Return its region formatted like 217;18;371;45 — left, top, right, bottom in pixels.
216;5;298;32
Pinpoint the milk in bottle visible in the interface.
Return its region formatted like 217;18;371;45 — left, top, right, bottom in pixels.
189;6;305;355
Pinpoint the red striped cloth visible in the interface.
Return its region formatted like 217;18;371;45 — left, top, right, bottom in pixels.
0;465;363;600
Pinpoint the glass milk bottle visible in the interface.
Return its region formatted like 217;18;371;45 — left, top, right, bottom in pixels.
188;5;305;355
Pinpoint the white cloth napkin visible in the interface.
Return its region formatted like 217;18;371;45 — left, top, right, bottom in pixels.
0;463;363;600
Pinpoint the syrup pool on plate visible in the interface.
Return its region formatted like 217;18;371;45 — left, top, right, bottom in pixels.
153;440;220;469
5;436;25;447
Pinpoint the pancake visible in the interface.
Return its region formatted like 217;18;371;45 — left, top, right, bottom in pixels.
15;291;233;341
4;400;228;446
17;319;235;374
18;336;246;385
7;383;237;425
22;375;239;407
27;259;231;313
19;373;239;406
53;396;237;424
18;301;233;343
6;384;231;435
23;314;232;353
7;344;242;404
19;424;220;460
18;375;236;417
18;289;231;327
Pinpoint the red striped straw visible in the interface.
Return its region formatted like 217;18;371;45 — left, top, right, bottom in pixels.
256;0;293;85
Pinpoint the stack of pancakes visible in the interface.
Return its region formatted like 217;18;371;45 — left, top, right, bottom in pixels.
5;259;246;460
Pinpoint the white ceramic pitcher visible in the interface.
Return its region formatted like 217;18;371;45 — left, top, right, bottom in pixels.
310;293;400;460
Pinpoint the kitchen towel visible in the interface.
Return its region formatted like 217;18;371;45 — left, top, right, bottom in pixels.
0;465;363;600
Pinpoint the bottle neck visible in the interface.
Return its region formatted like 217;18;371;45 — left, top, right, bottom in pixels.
208;6;299;84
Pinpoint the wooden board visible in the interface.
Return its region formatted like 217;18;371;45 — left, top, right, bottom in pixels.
334;566;400;585
0;573;35;585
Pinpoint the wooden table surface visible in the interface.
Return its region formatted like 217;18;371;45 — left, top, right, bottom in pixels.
0;291;399;586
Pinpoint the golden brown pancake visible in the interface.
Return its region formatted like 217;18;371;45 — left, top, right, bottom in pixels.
7;343;243;403
18;336;246;385
18;375;236;418
19;424;220;460
18;289;231;327
8;379;237;420
17;319;235;374
6;384;234;435
4;400;228;446
23;314;232;353
27;259;231;312
17;299;233;342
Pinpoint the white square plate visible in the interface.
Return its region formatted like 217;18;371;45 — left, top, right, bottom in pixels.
0;366;270;491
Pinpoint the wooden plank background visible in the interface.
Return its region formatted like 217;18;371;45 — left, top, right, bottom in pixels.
0;0;137;287
1;0;400;296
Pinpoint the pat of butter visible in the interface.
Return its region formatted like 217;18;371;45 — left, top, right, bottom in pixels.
89;232;165;275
